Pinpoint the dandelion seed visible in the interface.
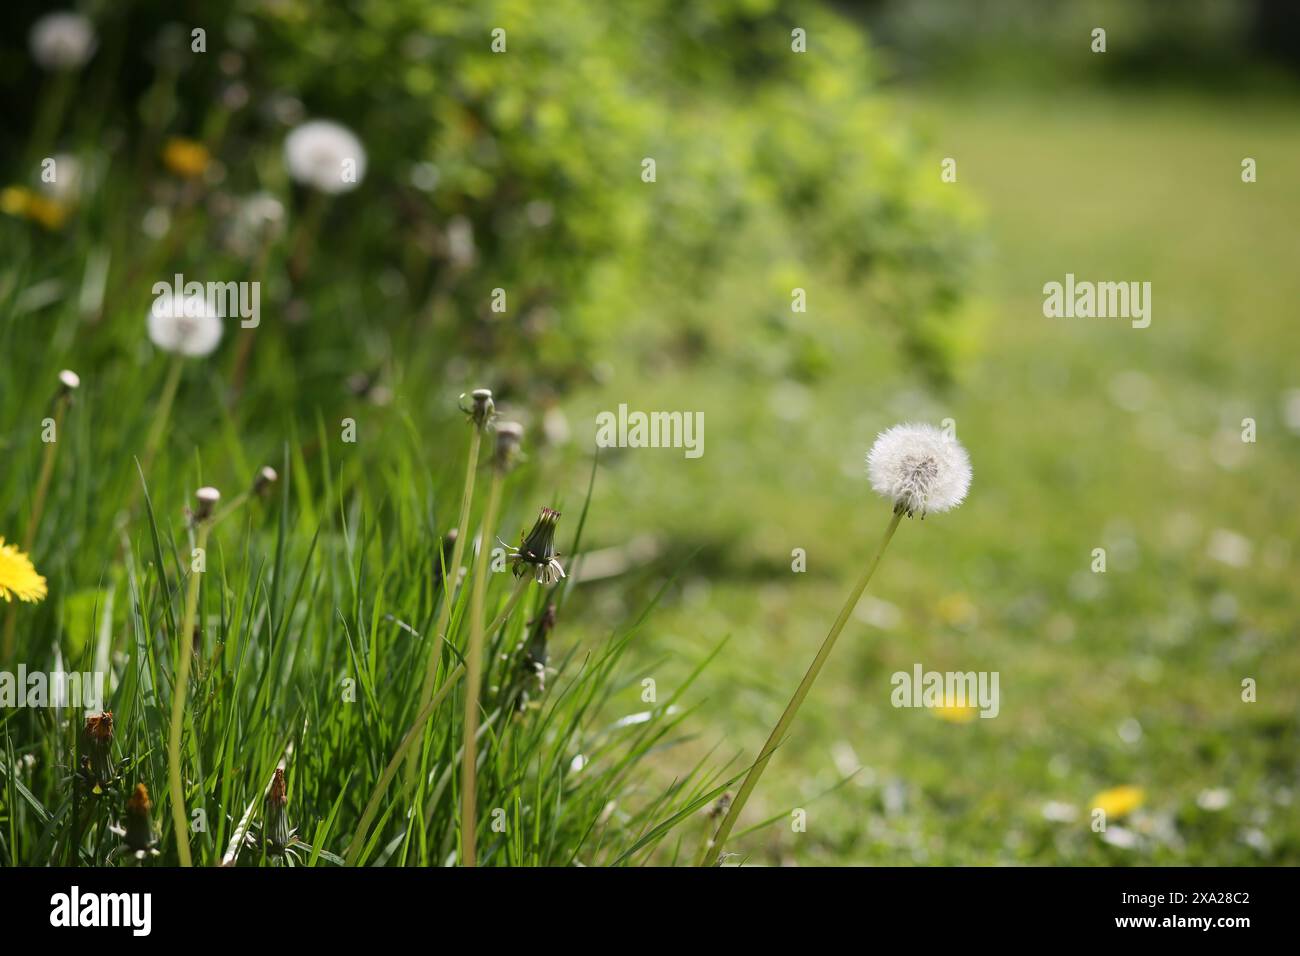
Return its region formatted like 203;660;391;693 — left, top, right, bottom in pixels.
284;120;366;193
509;507;566;585
29;12;97;71
0;538;47;603
58;369;80;393
147;295;222;357
867;423;972;518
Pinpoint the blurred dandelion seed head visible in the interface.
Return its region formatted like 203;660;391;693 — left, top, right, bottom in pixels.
29;12;97;71
147;295;222;357
284;120;367;194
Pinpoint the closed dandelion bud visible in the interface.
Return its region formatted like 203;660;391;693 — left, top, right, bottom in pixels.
193;486;221;523
252;466;278;496
493;421;524;472
123;783;157;854
265;768;292;852
80;711;116;792
462;388;495;429
509;507;566;585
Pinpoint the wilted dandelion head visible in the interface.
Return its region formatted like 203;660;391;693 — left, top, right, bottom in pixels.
510;507;566;585
0;538;48;604
147;295;222;357
284;120;366;194
867;423;972;518
29;12;97;71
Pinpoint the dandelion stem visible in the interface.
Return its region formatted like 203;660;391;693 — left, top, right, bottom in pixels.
460;470;504;867
406;426;481;790
141;354;184;481
166;521;210;868
700;509;903;866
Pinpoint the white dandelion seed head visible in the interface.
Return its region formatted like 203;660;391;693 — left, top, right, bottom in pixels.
284;120;366;194
147;295;223;357
867;423;972;518
29;13;97;71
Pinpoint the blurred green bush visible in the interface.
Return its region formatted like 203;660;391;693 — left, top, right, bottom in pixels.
2;0;976;408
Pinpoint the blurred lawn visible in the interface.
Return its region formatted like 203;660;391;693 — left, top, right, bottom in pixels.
564;88;1300;864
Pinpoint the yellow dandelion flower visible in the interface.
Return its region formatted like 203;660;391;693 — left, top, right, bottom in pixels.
0;538;48;603
24;194;70;231
1090;785;1144;820
162;137;211;179
933;702;978;723
1;186;70;231
936;592;978;628
1;186;34;218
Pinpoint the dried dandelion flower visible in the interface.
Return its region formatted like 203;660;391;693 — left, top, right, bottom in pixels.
867;423;972;518
110;784;159;859
264;768;294;853
29;12;97;71
284;120;366;194
0;538;47;603
81;711;116;790
509;508;566;585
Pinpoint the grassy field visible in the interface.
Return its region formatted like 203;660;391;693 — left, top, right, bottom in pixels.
3;76;1296;867
561;88;1300;864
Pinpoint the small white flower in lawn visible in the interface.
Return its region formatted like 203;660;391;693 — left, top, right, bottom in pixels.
29;12;97;71
58;369;80;392
147;295;222;357
284;120;367;193
867;422;972;518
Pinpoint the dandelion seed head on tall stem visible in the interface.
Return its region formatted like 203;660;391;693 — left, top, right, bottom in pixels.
867;423;972;518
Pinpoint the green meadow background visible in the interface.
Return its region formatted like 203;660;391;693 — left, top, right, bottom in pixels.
1;0;1297;865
